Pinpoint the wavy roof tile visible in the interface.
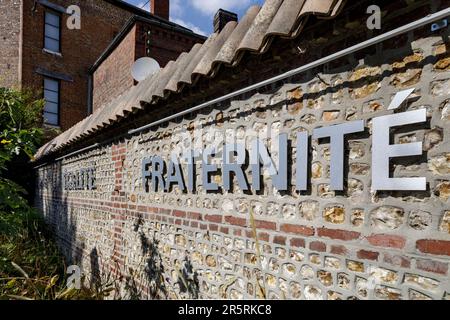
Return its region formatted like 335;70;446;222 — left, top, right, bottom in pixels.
36;0;345;160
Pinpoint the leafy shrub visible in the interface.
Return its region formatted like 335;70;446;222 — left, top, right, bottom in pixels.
0;88;114;300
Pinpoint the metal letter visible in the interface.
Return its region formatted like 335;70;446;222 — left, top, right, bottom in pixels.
223;143;249;192
184;149;197;193
166;158;186;192
202;148;219;191
313;120;365;190
372;109;427;191
250;134;288;192
151;156;166;192
296;131;309;191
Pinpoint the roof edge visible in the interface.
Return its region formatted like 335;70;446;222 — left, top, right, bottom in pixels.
89;15;207;74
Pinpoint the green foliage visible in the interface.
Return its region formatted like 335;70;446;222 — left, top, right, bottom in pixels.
0;211;115;300
0;87;43;170
0;88;114;300
0;86;44;230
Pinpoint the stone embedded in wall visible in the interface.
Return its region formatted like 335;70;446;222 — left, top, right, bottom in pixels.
351;209;365;227
317;184;335;198
324;205;345;224
311;162;323;179
289;250;304;262
347;178;364;198
266;202;279;216
300;265;314;280
431;78;450;96
370;206;405;230
304;285;323;300
310;254;321;265
251;201;264;216
338;273;350;290
363;100;384;113
350;163;370;175
237;198;249;214
318;270;333;287
327;291;342;300
434;43;450;71
369;266;398;284
409;210;431;231
391;52;423;88
345;105;358;121
403;274;439;292
349;141;365;160
306;81;326;110
299;201;319;221
409;290;432;300
428;153;450;175
374;286;402;300
282;204;296;220
322;110;340;122
423;127;443;151
284;119;295;128
355;277;368;298
222;199;234;214
434;181;450;201
324;257;340;270
349;66;381;99
300;113;316;124
440;99;450;120
287;102;303;115
347;260;364;273
399;133;417;144
331;76;344;104
288;282;301;299
439;211;450;234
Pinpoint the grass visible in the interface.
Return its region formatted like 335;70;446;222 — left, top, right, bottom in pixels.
0;210;113;300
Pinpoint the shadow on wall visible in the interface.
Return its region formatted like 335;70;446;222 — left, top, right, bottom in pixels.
128;215;200;299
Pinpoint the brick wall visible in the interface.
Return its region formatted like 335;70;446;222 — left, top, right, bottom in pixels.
35;1;450;300
20;0;134;130
92;20;204;112
141;22;203;67
92;25;137;112
0;0;22;88
150;0;169;20
2;0;204;130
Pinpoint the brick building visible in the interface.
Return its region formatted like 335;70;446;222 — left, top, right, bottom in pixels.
89;15;207;113
35;0;450;300
0;0;205;130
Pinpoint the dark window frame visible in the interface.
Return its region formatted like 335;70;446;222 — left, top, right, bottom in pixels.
43;9;62;53
42;77;61;127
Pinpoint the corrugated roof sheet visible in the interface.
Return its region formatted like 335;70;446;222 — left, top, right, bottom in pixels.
35;0;345;160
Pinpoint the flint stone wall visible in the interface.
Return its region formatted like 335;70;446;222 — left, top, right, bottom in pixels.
36;34;450;300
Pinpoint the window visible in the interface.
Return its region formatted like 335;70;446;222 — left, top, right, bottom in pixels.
43;78;60;126
44;11;61;53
